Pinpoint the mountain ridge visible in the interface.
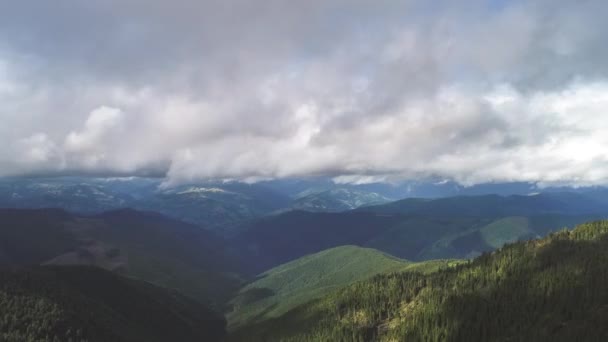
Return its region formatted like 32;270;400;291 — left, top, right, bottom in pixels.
230;220;608;341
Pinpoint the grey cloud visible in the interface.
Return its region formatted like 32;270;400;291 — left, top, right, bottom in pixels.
0;0;608;187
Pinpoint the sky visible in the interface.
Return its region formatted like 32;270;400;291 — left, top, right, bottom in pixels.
1;0;608;187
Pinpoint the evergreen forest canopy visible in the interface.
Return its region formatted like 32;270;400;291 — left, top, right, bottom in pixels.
229;221;608;341
0;266;226;342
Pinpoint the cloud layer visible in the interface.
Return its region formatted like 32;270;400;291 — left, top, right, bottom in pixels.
1;0;608;186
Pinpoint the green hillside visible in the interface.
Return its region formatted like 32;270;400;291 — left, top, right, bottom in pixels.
228;246;459;329
363;216;489;260
480;216;536;248
0;266;226;342
230;220;608;341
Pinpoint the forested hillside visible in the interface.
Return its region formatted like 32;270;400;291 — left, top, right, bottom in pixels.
0;209;243;307
231;221;608;341
232;207;602;273
0;266;226;342
228;246;458;328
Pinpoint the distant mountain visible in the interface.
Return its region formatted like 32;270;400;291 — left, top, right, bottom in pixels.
3;176;608;233
290;188;391;212
0;208;243;307
228;245;458;329
232;192;608;273
0;266;226;342
0;177;291;234
0;177;142;213
141;182;291;233
230;221;608;342
358;192;608;217
230;211;405;274
260;178;597;199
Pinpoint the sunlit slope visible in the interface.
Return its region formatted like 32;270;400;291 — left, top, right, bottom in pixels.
228;245;458;328
231;220;608;341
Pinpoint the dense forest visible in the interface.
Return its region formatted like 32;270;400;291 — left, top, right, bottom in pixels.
228;245;460;329
0;266;226;342
230;221;608;341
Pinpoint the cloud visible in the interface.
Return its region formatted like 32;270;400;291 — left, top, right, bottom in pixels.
64;106;125;169
65;106;124;152
0;0;607;186
13;133;64;172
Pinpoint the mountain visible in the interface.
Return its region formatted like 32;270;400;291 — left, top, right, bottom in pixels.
4;177;608;234
141;182;290;233
0;177;142;213
0;208;243;307
358;192;608;217
0;266;226;342
232;192;608;273
0;177;291;234
228;245;459;329
290;188;391;212
261;177;608;199
230;220;608;341
366;214;602;261
230;211;406;274
0;208;80;266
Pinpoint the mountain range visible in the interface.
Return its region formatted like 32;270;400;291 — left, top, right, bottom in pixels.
4;177;608;235
231;191;607;273
1;179;608;341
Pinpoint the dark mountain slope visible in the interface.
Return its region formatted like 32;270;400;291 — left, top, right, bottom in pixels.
360;192;608;217
0;208;243;307
0;266;226;342
0;208;80;265
231;211;405;274
231;220;608;342
232;192;607;273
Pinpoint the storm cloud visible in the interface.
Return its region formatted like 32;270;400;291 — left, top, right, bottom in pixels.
1;0;608;186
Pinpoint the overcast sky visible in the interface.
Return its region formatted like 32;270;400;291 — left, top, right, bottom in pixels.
1;0;607;186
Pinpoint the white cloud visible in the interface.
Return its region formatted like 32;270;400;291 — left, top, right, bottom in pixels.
0;0;607;187
65;106;124;152
15;133;63;168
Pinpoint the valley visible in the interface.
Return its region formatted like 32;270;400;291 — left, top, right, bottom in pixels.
1;179;607;341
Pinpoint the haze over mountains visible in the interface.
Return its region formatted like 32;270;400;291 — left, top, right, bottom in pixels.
2;176;607;231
